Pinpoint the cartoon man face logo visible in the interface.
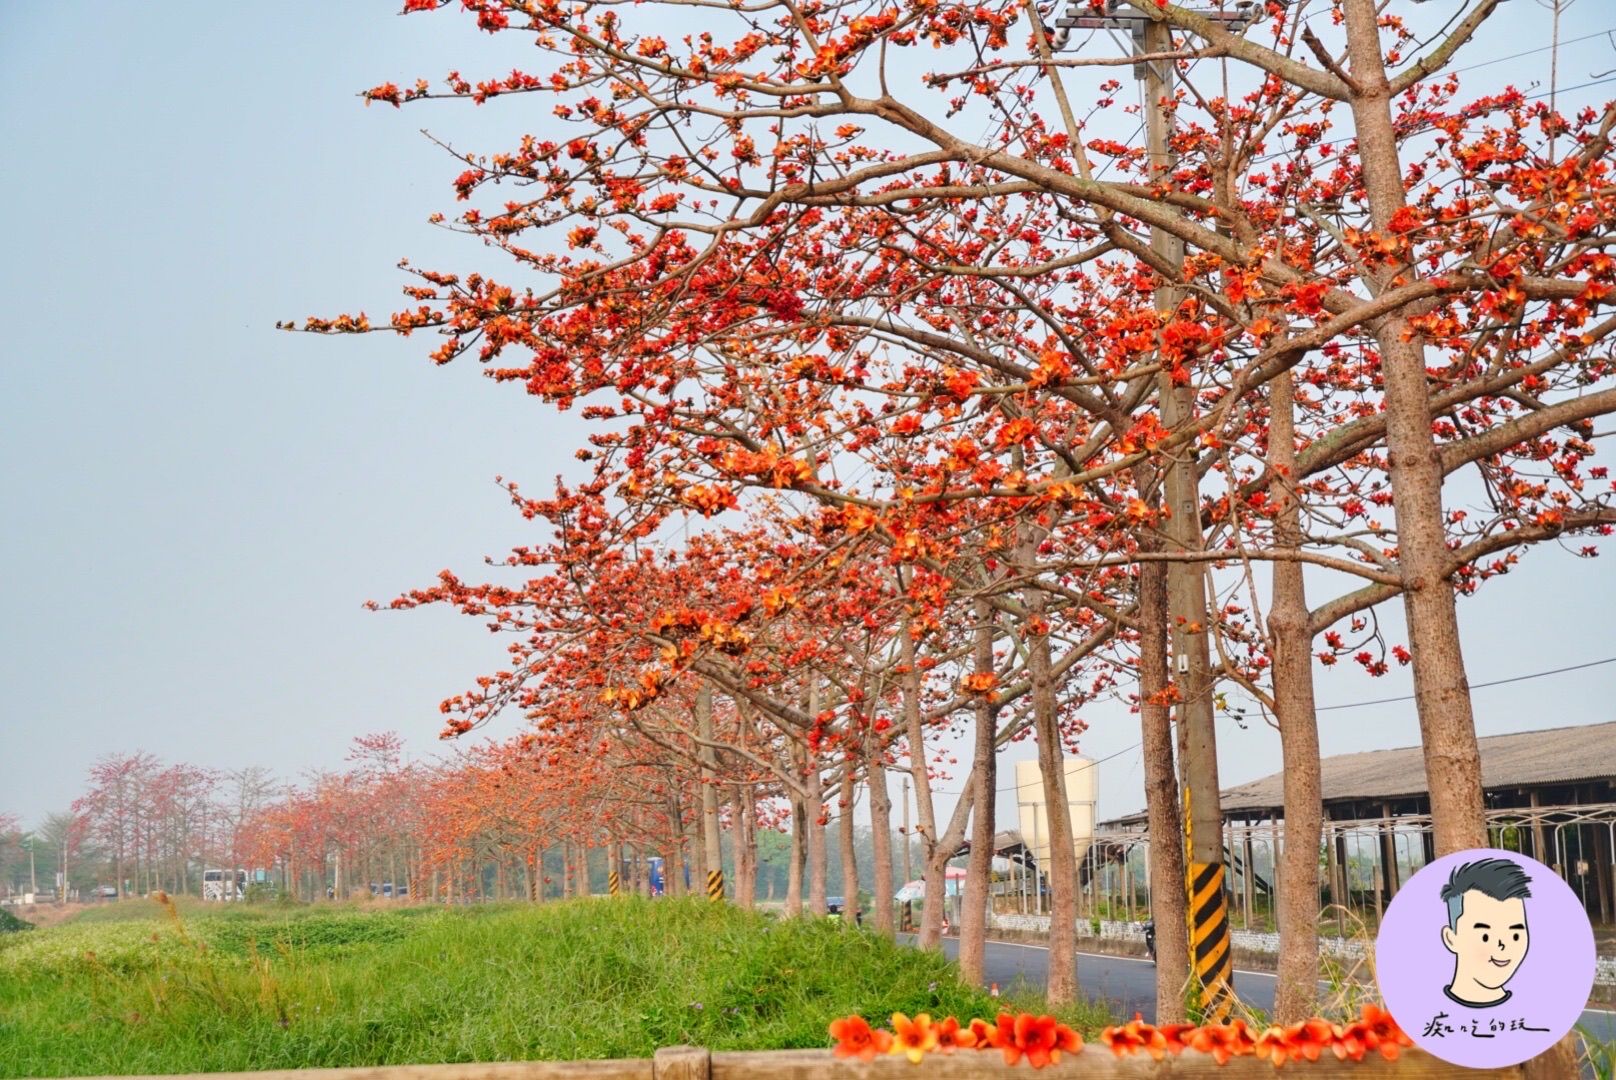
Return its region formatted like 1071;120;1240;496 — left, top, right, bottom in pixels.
1439;857;1532;1008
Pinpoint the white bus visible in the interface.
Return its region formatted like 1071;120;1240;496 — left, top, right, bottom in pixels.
202;868;247;901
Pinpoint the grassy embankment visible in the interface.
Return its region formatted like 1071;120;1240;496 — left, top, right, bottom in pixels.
0;896;1112;1077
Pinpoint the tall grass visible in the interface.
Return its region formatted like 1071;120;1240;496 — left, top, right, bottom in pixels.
0;896;1112;1077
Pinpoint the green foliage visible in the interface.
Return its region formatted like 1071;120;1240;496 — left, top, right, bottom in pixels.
0;897;1113;1077
1583;1026;1616;1080
0;910;33;934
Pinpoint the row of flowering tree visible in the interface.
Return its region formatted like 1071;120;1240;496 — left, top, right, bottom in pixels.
17;729;861;907
284;0;1616;1050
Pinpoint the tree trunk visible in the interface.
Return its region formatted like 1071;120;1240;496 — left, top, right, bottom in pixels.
1342;0;1485;854
805;682;830;916
685;791;703;899
837;765;859;923
1268;367;1323;1022
867;730;896;938
735;786;757;908
901;622;946;950
959;596;999;985
806;758;830;916
1139;554;1191;1024
576;844;592;898
786;786;806;917
1027;604;1081;1004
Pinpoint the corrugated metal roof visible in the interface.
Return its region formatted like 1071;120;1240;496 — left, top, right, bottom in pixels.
1104;720;1616;826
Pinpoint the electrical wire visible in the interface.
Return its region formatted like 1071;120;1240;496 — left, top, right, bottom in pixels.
918;654;1616;796
1313;654;1616;711
1449;26;1615;75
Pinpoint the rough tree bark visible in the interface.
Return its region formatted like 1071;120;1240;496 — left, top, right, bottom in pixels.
1026;587;1081;1004
1139;556;1190;1023
1268;366;1323;1023
838;764;860;923
736;782;758;908
1341;0;1486;857
867;725;896;938
900;620;946;950
806;683;830;916
1335;5;1585;1073
786;774;806;917
958;595;999;985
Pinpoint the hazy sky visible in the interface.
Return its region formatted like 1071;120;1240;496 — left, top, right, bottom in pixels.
3;3;1613;834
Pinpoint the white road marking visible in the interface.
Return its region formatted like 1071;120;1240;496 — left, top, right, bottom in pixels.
976;935;1272;979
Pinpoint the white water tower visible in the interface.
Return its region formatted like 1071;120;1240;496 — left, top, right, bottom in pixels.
1014;757;1097;878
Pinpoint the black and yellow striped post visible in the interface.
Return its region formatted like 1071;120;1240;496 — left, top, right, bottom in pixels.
608;869;620;896
705;868;724;902
1182;784;1234;1022
1187;859;1234;1021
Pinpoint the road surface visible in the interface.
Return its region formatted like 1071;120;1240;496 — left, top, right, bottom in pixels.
901;934;1616;1044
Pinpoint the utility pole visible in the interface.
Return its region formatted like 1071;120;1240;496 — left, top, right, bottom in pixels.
698;684;725;901
1055;0;1266;1023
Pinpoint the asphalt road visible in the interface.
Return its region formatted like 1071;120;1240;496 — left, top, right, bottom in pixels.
901;934;1616;1044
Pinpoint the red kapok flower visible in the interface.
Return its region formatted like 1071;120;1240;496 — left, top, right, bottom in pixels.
1189;1019;1258;1064
1158;1022;1199;1054
968;1017;996;1048
1357;1003;1413;1061
829;1015;891;1061
889;1012;940;1064
1100;1014;1169;1059
1284;1018;1336;1063
1331;1020;1369;1063
992;1012;1081;1068
935;1016;980;1052
1253;1024;1291;1067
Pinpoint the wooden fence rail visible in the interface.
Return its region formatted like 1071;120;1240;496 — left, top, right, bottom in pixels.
54;1046;1542;1080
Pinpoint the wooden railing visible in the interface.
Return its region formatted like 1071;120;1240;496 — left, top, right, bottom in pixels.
56;1046;1548;1080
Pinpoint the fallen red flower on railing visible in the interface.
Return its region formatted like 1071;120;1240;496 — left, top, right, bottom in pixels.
1332;1003;1414;1063
889;1013;940;1064
825;1004;1413;1068
1188;1018;1258;1064
991;1012;1083;1068
828;1015;891;1061
1100;1015;1169;1060
1284;1019;1337;1064
933;1016;980;1053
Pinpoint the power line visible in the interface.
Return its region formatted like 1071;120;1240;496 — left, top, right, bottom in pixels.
1449;27;1615;74
921;655;1616;795
1314;654;1616;712
1245;34;1616;166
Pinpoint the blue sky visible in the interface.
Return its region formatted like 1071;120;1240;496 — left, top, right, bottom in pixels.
2;2;1613;832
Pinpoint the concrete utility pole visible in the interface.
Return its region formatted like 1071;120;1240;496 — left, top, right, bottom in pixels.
1054;0;1266;1022
697;684;725;901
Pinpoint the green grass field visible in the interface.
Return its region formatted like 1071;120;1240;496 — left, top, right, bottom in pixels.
0;897;1113;1077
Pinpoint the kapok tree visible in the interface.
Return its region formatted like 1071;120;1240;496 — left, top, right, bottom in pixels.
294;0;1616;1031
